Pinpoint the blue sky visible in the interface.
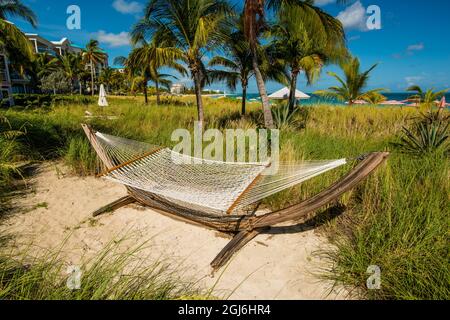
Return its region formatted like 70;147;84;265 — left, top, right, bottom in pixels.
9;0;450;93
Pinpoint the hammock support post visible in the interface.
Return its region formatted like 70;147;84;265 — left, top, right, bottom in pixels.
81;124;389;271
93;196;137;217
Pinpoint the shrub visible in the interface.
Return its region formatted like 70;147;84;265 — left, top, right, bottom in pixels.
8;94;94;109
395;112;449;155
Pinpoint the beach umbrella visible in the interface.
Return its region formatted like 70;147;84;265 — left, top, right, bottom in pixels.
348;100;368;105
98;84;108;107
268;87;310;100
382;100;406;106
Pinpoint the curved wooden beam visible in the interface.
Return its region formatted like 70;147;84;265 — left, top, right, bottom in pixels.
254;152;390;228
209;152;389;270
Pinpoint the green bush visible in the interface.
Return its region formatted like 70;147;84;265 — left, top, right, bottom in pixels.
9;94;94;109
396;112;449;155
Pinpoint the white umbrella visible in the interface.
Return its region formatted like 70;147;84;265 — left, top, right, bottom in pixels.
268;87;310;100
98;84;108;107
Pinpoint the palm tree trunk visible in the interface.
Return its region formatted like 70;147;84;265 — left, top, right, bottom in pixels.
193;72;205;128
71;79;75;96
155;80;161;105
241;82;247;115
252;53;274;129
143;77;148;104
288;70;299;114
90;59;95;96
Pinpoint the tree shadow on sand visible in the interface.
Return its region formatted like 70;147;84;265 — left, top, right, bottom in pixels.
0;163;40;223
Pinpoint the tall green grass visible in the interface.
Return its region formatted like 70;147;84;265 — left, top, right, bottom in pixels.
0;96;448;300
0;238;206;300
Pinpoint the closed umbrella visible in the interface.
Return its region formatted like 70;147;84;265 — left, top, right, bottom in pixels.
439;96;446;109
98;84;108;107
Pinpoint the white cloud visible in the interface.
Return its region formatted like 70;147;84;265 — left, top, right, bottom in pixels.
112;0;143;14
394;43;425;59
405;76;424;86
93;30;130;47
314;0;335;6
407;43;424;53
336;1;367;31
348;35;361;42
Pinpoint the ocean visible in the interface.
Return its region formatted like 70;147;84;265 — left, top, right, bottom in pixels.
214;92;450;106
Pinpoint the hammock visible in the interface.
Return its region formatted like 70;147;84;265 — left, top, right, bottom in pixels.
82;124;389;271
93;131;347;216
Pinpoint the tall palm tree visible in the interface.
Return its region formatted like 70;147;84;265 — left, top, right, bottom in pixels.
243;0;349;127
132;0;232;126
271;2;346;112
208;16;288;115
315;56;384;105
82;39;107;96
115;41;185;105
128;40;185;105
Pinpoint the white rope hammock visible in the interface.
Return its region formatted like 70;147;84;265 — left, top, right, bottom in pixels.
94;132;347;216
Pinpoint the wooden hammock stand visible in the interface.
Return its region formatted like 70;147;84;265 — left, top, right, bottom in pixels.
82;124;389;271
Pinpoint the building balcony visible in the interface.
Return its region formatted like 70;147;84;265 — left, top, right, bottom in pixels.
37;46;57;56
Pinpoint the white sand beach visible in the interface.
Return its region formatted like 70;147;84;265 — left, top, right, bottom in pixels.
2;162;350;300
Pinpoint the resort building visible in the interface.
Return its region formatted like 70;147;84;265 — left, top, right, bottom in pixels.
0;52;14;105
111;66;126;74
170;83;186;95
2;24;108;98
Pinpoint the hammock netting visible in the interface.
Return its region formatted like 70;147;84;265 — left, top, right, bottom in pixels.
95;132;347;216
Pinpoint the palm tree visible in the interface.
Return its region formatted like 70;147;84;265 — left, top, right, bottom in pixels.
99;66;115;93
407;85;449;111
315;57;385;105
26;52;61;90
132;0;232;126
0;0;37;56
82;39;107;96
243;0;350;127
0;0;37;103
271;2;347;113
208;16;288;115
115;41;185;105
128;40;185;105
60;52;83;94
0;0;37;25
109;70;127;94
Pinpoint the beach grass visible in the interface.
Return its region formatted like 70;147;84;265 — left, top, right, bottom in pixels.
0;95;448;300
0;237;206;300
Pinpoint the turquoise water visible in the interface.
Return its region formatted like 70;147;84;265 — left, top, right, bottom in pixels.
216;92;450;106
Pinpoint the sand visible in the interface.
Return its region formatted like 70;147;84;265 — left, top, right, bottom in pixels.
1;162;349;300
